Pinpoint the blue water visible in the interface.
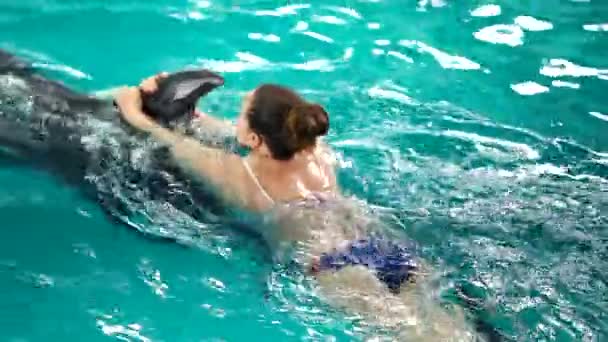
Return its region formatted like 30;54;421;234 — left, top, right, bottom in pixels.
1;0;607;341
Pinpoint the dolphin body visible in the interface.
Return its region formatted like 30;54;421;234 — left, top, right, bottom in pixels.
0;49;227;227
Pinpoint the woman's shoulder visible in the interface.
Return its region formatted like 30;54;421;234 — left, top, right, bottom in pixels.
314;141;338;176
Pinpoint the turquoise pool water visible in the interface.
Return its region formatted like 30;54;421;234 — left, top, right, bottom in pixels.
1;0;607;340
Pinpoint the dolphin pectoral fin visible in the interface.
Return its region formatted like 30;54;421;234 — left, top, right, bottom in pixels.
142;70;225;123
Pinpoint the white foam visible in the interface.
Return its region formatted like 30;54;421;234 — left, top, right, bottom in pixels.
207;277;226;291
0;74;29;91
254;4;310;17
332;138;373;148
196;56;270;72
196;55;337;73
248;33;280;43
476;144;518;163
443;130;541;160
583;23;608;32
592;158;608;165
519;163;607;183
127;324;142;331
551;80;580;89
511;81;549;96
235;51;269;64
367;22;380;30
293;21;309;31
343;47;354;60
417;0;447;10
200;60;262;73
471;4;501;17
387;51;414;63
187;11;205;20
474;24;524;47
374;39;391;46
97;320;151;342
192;0;210;8
368;86;417;105
168;13;187;21
540;59;608;79
371;48;385;55
301;31;334;43
325;6;362;19
312;15;347;25
515;16;553;31
528;163;568;176
264;34;280;43
497;162;549;177
291;59;335;72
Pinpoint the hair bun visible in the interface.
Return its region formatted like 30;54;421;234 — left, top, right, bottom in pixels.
286;103;329;150
294;103;329;136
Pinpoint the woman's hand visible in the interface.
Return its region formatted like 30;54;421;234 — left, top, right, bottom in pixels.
114;86;157;132
140;72;168;94
114;72;168;132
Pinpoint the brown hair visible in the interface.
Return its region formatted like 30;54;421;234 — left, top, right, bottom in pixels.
247;84;329;160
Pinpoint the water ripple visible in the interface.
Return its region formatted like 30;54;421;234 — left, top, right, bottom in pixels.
254;4;310;17
138;259;169;298
96;316;151;342
442;130;541;160
398;40;481;70
368;85;418;106
195;50;340;73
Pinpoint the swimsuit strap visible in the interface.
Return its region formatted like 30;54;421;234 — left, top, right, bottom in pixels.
242;158;275;205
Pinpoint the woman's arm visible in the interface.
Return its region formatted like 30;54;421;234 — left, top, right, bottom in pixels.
115;86;247;207
190;110;236;144
194;110;234;132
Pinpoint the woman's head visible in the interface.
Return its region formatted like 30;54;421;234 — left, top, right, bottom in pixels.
236;84;329;160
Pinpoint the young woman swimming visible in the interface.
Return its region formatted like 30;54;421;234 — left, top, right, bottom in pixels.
114;74;479;341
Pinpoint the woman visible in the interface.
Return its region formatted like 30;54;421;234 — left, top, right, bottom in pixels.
114;74;476;341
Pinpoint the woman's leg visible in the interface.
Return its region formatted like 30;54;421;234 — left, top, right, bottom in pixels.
314;265;475;341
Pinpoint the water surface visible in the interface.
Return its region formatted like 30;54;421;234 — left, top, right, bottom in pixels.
0;0;607;341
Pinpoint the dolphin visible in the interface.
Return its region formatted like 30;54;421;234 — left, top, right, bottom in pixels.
0;49;227;227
